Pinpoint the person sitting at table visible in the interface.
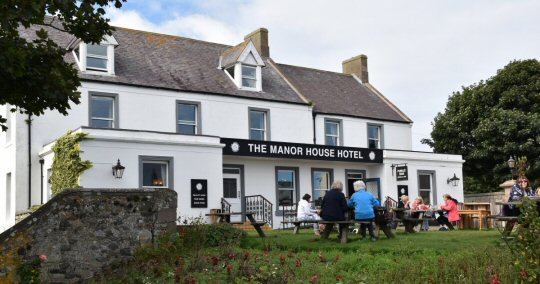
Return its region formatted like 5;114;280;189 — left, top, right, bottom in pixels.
348;180;380;241
297;193;321;236
437;194;459;231
320;180;349;240
503;176;536;233
412;197;430;231
400;195;411;209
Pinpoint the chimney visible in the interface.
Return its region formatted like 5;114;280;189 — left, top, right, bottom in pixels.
244;28;270;57
342;54;369;83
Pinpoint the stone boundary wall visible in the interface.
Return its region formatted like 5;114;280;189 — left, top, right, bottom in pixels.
0;188;177;283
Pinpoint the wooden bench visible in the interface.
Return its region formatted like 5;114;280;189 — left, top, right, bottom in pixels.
393;208;436;233
491;215;519;236
205;212;267;238
281;219;320;234
245;212;267;238
320;220;395;244
205;212;243;223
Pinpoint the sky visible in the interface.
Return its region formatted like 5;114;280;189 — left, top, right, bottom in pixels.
105;0;540;151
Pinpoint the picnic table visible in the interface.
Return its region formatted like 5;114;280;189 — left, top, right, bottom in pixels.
457;209;491;230
205;211;267;238
393;208;437;233
284;207;395;244
493;197;540;235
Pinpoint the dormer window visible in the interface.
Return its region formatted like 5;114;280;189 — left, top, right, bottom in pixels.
86;44;108;71
242;65;256;88
220;40;265;91
70;35;118;75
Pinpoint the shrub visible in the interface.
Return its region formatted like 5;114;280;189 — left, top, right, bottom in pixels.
205;224;247;247
509;197;540;283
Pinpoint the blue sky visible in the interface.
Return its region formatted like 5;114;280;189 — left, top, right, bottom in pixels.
105;0;540;151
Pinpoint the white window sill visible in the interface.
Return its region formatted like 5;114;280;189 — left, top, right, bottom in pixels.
82;70;116;77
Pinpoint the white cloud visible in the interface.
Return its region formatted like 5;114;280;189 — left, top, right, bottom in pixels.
106;1;540;151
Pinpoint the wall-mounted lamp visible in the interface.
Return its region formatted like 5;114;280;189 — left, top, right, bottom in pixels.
447;173;460;187
112;159;125;179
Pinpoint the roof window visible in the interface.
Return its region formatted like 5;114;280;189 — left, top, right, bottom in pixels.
71;35;118;75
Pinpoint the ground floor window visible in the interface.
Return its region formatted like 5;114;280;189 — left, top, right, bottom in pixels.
276;167;298;206
418;172;434;205
140;157;173;188
312;169;333;203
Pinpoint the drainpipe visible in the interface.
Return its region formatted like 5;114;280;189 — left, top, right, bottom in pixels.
27;114;32;209
312;112;317;144
39;158;44;204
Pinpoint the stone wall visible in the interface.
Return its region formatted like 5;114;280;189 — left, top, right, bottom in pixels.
0;188;177;283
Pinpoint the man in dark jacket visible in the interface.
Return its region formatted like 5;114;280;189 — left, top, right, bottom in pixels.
320;180;349;239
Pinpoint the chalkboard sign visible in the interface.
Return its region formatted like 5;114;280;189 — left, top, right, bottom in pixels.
396;165;408;181
191;179;208;208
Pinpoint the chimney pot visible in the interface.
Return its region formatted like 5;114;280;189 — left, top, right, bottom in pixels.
244;28;270;57
342;54;369;83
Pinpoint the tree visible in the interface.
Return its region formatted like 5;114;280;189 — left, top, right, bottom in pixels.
0;0;125;131
422;59;540;193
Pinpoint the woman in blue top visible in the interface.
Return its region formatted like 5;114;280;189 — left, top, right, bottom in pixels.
348;180;380;241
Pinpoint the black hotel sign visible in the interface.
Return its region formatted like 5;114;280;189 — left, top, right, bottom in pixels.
396;165;408;181
221;138;382;163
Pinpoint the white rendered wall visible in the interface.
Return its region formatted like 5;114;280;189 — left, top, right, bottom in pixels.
80;82;313;143
39;128;224;221
16;81;311;207
223;156;380;228
315;115;413;150
384;150;464;206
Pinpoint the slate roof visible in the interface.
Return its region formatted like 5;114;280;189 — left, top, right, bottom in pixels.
20;21;411;123
276;63;412;123
220;41;248;68
19;24;306;104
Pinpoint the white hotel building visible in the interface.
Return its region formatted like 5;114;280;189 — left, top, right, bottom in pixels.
0;24;463;231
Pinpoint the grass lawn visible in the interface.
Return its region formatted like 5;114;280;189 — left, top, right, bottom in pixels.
100;227;516;284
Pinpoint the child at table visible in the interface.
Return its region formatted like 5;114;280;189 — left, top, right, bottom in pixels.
412;197;430;231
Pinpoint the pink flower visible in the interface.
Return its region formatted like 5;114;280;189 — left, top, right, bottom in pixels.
310;274;320;283
295;259;302;267
491;274;501;284
39;255;48;261
520;271;527;278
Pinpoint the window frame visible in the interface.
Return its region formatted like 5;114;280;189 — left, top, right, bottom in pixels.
324;118;343;146
311;168;334;203
176;100;201;135
139;156;174;189
417;170;437;205
275;167;300;212
367;123;384;149
241;64;257;89
88;92;119;129
248;107;270;141
86;44;109;72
